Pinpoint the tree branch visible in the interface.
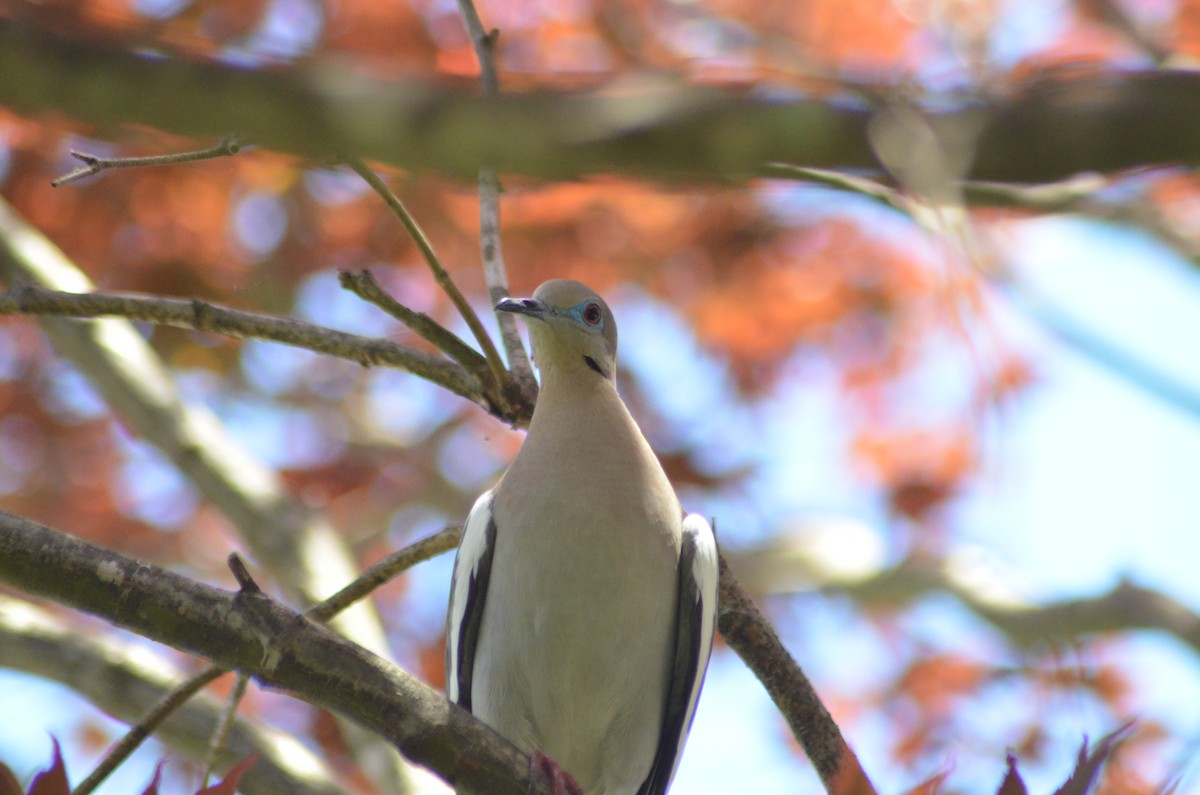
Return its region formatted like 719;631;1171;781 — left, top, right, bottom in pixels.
309;525;462;623
0;19;864;182
857;564;1200;655
764;165;1200;423
1000;278;1200;423
0;511;546;795
68;527;460;795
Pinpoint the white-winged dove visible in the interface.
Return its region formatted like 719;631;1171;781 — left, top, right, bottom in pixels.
446;279;718;795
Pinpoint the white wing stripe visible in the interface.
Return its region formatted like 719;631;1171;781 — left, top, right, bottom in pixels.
445;491;496;704
675;513;719;776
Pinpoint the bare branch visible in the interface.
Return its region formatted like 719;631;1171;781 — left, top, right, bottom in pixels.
1000;278;1200;423
968;578;1200;654
765;165;1200;423
763;163;914;213
455;1;500;95
962;175;1112;210
72;666;227;795
310;525;462;623
455;0;538;402
201;674;250;788
0;510;545;795
51;136;242;186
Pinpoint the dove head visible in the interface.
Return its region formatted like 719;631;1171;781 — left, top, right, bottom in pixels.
496;279;619;384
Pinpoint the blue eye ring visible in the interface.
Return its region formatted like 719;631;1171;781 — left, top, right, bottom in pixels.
582;302;602;326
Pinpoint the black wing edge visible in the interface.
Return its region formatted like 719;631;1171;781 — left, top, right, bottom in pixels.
445;494;497;712
638;517;718;795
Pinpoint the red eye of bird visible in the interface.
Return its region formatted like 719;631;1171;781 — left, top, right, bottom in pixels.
582;303;602;325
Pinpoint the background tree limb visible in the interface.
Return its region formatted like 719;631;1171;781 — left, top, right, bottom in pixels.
0;596;345;795
6;19;1200;184
729;533;1200;656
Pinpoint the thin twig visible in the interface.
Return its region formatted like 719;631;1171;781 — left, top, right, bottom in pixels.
201;674;250;787
455;1;499;94
962;175;1109;210
69;527;459;795
337;269;488;374
342;158;513;407
454;0;537;402
309;525;462;623
52;136;242;187
762;162;913;214
72;666;227;795
763;162;1110;214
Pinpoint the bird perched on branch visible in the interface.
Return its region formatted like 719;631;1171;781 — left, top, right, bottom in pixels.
446;279;718;795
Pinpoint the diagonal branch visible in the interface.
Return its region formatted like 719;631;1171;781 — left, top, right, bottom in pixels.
341;159;513;406
765;164;1200;423
69;525;461;795
0;510;546;795
337;268;489;374
310;525;462;622
1000;278;1200;423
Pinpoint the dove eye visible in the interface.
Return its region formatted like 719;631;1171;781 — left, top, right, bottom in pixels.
582;303;602;326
